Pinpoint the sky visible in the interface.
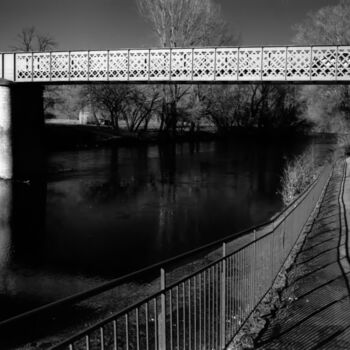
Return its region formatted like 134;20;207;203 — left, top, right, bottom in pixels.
0;0;341;52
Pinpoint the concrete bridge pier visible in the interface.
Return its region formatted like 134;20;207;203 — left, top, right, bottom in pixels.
0;80;44;180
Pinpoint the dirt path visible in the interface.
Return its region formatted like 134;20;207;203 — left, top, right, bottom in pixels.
255;160;350;350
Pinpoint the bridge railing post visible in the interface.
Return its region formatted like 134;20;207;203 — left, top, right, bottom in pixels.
158;268;166;350
220;242;226;349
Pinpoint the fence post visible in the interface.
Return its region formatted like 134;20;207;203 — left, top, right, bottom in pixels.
253;230;257;304
159;268;166;350
220;243;226;349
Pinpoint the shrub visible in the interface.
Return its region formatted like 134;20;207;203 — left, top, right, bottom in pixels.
280;148;319;206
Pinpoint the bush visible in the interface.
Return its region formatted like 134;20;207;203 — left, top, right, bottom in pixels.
280;148;319;206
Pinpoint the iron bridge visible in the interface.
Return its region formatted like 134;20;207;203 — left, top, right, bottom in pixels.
1;45;350;83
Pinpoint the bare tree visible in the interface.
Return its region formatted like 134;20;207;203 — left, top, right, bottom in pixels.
136;0;238;135
137;0;236;47
293;0;350;45
81;85;133;131
11;26;57;52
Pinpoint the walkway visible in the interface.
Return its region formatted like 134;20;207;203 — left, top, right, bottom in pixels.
255;159;350;349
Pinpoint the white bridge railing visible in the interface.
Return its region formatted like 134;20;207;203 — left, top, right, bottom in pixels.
1;46;350;83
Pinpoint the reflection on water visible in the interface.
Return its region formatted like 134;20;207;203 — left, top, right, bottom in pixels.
0;138;329;320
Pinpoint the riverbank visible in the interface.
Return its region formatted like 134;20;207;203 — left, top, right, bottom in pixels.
44;121;337;151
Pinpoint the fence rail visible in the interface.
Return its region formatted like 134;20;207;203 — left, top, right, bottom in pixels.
1;46;350;83
50;164;333;350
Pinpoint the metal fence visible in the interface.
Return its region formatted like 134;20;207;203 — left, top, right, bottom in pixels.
1;46;350;83
50;164;332;350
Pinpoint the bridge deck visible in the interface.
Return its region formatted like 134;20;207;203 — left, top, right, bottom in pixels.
1;45;350;83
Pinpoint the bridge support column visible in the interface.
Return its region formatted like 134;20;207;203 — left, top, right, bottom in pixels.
0;79;44;180
0;80;13;179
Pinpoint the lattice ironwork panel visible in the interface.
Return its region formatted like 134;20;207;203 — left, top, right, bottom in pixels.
337;46;350;81
215;48;238;80
33;53;50;81
129;50;149;80
70;51;88;81
16;53;33;81
109;50;128;81
238;48;262;80
150;49;170;80
311;46;337;80
262;47;286;80
88;51;108;80
51;52;69;81
287;47;311;80
193;48;215;80
171;49;193;81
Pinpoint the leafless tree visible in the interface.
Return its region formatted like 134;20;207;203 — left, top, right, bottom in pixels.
11;26;57;52
136;0;238;135
137;0;236;47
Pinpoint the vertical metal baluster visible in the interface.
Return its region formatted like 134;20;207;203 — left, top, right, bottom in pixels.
189;279;191;350
335;46;339;81
253;230;257;305
214;48;217;81
199;273;202;350
159;269;166;350
86;335;90;350
68;51;71;81
231;255;234;336
183;283;186;350
285;47;288;81
241;251;244;322
176;286;180;350
136;308;140;350
237;252;241;333
169;49;172;81
237;48;240;81
232;254;236;335
87;50;90;81
125;314;129;350
310;46;313;81
148;49;151;81
191;48;194;81
271;231;275;281
107;50;110;81
221;243;226;349
49;51;52;81
228;255;231;338
208;267;211;349
194;276;197;350
154;299;158;350
113;320;118;350
146;303;149;350
127;49;130;81
203;270;206;349
100;327;104;350
260;47;264;81
216;264;219;349
31;52;34;82
211;266;215;350
170;289;173;350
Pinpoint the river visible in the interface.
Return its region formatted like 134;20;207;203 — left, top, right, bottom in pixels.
0;137;331;321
